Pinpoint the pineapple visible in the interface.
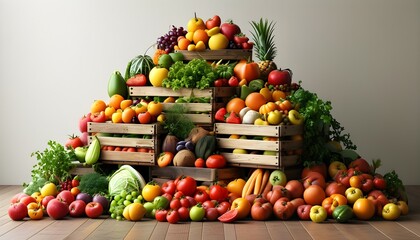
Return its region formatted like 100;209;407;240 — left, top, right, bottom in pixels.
250;18;278;81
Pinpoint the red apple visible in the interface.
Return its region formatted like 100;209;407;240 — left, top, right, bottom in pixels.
285;180;304;199
297;204;312;220
302;171;326;189
79;113;91;133
267;69;292;86
19;196;37;206
56;190;75;205
10;192;29;204
93;194;109;213
205;207;219;221
206;15;221;29
47;199;69;219
69;200;86;217
349;158;371;174
8;202;27;221
85;202;103;219
41;195;55;209
251;201;273;221
325;182;346;196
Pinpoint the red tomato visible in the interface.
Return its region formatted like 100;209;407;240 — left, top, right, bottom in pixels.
209;184;229;202
194;158;205;168
194;189;210;203
176;176;197;197
206;154;226;169
90;111;106;123
155;209;168;222
65;135;83;149
166;209;180;224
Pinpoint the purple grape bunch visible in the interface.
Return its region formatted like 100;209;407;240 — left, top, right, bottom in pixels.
157;25;187;53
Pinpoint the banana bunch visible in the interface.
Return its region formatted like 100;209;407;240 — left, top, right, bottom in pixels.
241;168;272;198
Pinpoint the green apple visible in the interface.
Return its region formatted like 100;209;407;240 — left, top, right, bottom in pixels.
157;54;173;69
74;146;88;163
263;150;277;156
269;170;287;186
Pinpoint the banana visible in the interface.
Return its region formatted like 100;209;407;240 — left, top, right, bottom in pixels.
253;170;263;195
242;168;263;197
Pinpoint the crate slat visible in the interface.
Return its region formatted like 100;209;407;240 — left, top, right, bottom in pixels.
88;122;160;135
151;166;244;182
100;151;155;165
162;103;212;112
214;123;303;137
92;136;155;148
175;49;252;61
220;153;301;169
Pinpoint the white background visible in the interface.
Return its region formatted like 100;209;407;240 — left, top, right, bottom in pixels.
1;0;419;185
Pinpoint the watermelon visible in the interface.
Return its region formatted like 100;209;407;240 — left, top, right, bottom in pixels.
125;55;154;80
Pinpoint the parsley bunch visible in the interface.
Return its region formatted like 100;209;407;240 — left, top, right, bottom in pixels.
27;140;76;185
162;59;217;90
289;85;356;166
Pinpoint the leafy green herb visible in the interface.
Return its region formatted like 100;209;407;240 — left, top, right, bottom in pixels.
289;84;356;166
163;104;195;139
78;172;109;196
25;140;76;186
384;170;408;202
162;59;217;90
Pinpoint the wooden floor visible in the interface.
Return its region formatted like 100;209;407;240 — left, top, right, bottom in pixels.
0;185;419;240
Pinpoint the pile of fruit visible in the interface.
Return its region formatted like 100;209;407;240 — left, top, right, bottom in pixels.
9;157;408;223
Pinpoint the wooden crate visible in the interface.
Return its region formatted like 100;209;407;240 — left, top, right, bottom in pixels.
175;49;252;61
214;123;303;169
69;162;95;176
129;86;238;125
88;122;163;166
151;166;245;182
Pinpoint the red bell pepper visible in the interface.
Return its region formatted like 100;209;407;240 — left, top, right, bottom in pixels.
225;111;241;124
215;108;227;122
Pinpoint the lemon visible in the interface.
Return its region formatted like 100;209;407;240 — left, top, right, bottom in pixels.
40;183;58;197
208;33;229;50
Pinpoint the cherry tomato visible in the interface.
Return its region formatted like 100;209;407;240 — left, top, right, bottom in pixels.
194;189;210;203
194;158;205;168
209;184;229;202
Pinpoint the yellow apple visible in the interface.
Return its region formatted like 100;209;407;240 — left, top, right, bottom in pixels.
187;13;206;32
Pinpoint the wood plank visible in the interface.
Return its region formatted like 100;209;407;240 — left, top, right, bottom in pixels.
223;223;236;240
28;218;89;240
300;220;347;239
85;218;134;240
188;222;202;240
265;221;294;240
333;220;389;240
0;217;54;239
124;219;157;240
369;220;420;239
283;221;313;240
234;220;272;239
149;222;169;240
65;218;105;240
202;221;224;240
165;222;190;240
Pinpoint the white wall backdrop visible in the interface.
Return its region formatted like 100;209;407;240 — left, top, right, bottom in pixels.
1;0;419;185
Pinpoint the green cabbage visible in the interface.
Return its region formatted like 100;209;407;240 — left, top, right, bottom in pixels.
108;165;146;197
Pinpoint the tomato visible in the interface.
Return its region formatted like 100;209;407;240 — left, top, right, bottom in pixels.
396;200;409;215
205;207;219;221
155;209;168;222
194;189;210;203
233;59;260;83
65;135;84;149
303;185;325;206
325;182;346;196
194;158;205;168
251;201;273;221
218;209;239;223
157;152;174;167
349;175;363;189
353;198;375;220
322;194;347;216
177;206;190;221
141;182;162;202
226;178;246;196
216;201;231;216
90;111;107;123
161;180;176;195
301;163;328;179
332;205;353;223
278;100;293;112
176;176;197;197
147;101;163;116
231;197;251;219
206;154;226;169
273;199;295;220
382;203;401;220
27;202;43;220
166;209;180;224
71;179;80;187
373;176;387;190
309;205;327;223
209;184;229;202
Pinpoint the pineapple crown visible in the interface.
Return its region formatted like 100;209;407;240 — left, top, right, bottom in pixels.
249;18;277;61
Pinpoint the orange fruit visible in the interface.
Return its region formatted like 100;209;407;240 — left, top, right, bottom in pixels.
120;99;133;110
272;90;287;102
90;100;107;114
112;111;123;123
303;185;326;205
122;107;136;123
193;29;209;45
109;94;125;109
104;106;116;120
178;38;191;50
226;98;246;115
245;93;267;111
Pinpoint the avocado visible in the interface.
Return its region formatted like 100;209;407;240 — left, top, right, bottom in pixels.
108;71;128;98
